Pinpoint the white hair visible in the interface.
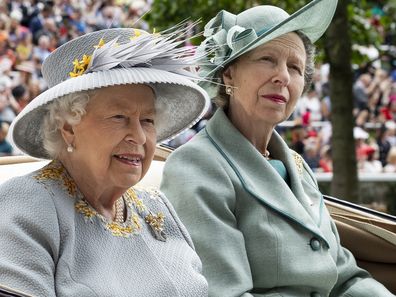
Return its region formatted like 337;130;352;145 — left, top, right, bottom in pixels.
42;91;92;158
149;84;168;137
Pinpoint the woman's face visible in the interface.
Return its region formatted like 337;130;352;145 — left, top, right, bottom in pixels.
68;84;157;191
224;32;306;127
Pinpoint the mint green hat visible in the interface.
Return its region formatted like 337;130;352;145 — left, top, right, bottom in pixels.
197;0;338;97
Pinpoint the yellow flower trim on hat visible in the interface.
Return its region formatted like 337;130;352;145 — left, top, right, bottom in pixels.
94;38;105;49
69;38;106;78
69;54;92;78
130;29;142;40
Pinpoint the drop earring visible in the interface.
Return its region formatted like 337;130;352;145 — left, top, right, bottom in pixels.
225;85;233;96
67;144;74;153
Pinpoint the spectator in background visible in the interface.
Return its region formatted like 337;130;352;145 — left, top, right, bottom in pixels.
15;60;37;85
384;147;396;172
355;107;370;127
353;126;384;173
15;31;33;63
353;73;375;114
0;12;9;32
8;9;29;51
0;120;12;155
385;120;396;147
32;34;51;91
380;94;396;122
353;69;393;121
69;6;87;36
123;0;150;30
83;1;103;32
295;84;322;122
32;34;51;66
290;124;305;155
320;82;331;121
29;3;54;44
319;144;333;172
376;124;392;167
304;142;320;170
0;75;17;124
96;1;124;30
34;17;58;50
0;31;17;67
8;1;31;29
359;145;383;173
11;84;29;113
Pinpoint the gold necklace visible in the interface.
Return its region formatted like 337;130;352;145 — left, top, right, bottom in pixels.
113;197;125;224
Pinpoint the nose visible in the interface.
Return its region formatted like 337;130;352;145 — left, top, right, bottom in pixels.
271;63;290;87
124;120;146;145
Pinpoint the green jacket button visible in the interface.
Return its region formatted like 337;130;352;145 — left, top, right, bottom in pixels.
310;238;321;251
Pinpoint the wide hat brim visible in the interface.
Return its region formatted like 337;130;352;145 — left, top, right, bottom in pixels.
200;0;337;96
8;67;209;159
233;0;337;59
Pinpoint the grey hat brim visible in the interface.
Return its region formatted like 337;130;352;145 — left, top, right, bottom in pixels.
8;67;209;159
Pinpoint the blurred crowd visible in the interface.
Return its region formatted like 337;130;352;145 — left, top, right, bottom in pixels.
1;0;396;175
0;0;151;155
283;61;396;174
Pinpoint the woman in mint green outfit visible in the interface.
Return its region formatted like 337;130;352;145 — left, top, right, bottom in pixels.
161;0;395;296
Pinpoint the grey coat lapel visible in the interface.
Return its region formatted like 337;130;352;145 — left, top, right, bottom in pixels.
205;109;329;246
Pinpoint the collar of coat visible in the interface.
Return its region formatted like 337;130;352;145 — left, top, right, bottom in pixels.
205;108;330;248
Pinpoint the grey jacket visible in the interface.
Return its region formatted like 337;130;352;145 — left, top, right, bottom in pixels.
0;161;208;297
161;108;394;297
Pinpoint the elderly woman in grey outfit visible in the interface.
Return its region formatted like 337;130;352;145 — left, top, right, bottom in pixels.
0;26;209;297
161;0;395;296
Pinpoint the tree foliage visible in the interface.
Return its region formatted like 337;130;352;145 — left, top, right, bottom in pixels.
147;0;394;64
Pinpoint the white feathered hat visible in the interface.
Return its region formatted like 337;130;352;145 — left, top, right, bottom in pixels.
9;25;210;159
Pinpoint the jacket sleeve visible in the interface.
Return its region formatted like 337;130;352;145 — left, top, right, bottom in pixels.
300;158;394;296
328;217;394;297
161;145;274;297
0;177;60;297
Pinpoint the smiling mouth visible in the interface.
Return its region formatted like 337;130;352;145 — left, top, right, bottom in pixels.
113;154;142;166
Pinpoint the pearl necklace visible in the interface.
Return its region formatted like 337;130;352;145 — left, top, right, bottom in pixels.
262;150;270;160
113;197;125;224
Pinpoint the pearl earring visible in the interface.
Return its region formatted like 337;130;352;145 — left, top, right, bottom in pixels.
67;144;74;153
225;85;233;96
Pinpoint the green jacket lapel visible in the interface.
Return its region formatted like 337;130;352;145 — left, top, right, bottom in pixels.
205;109;329;247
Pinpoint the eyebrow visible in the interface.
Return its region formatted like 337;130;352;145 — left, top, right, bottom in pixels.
142;109;156;117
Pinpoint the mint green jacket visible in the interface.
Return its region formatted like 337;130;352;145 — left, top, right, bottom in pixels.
161;108;394;297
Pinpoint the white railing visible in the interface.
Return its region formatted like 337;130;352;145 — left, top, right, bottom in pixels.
315;172;396;182
280;121;383;129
